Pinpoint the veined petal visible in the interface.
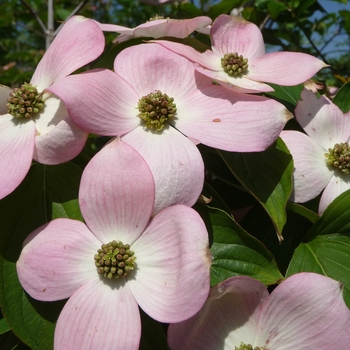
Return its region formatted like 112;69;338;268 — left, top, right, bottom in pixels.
128;205;211;323
0;84;12;114
319;173;350;215
255;273;350;349
79;138;155;244
31;16;105;91
132;17;212;39
210;15;265;61
33;94;88;164
0;117;35;199
114;43;200;99
152;40;221;70
280;130;333;203
122;125;204;214
248;52;328;86
16;218;100;301
54;279;140;350
48;69;140;136
295;89;350;150
168;276;268;350
176;86;291;152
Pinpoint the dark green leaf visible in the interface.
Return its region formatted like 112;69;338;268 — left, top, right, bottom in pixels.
266;83;304;112
209;207;283;286
0;317;10;335
207;0;244;19
333;81;350;113
286;202;319;224
218;138;294;240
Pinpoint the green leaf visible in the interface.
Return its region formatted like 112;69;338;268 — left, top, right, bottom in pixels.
267;1;289;19
218;138;294;241
286;190;350;308
207;0;244;19
52;199;83;221
209;207;283;286
0;317;10;335
266;83;304;112
332;81;350;113
286;202;319;224
139;309;168;350
0;162;82;350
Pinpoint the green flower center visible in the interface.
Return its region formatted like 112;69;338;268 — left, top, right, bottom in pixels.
325;142;350;174
94;240;136;279
235;343;264;350
137;90;177;131
148;15;167;21
221;53;248;76
6;82;45;119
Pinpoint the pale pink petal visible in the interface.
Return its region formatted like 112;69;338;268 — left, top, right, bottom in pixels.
95;22;132;34
319;173;350;215
248;52;328;86
176;86;292;152
122;125;204;214
31;16;104;91
255;273;350;349
114;43;204;99
168;276;268;350
54;279;141;350
48;69;140;136
79;138;155;244
295;89;350;150
280;130;333;203
132;17;212;39
195;65;274;93
0;117;35;199
16;218;100;301
151;40;221;70
128;205;211;323
0;84;11;114
210;15;265;61
33;94;88;164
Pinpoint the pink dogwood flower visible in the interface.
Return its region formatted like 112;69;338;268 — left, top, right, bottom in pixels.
16;139;211;350
280;89;350;214
168;273;350;349
50;43;292;213
96;15;212;44
154;14;328;93
0;16;104;200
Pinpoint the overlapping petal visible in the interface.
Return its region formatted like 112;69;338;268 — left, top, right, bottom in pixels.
122;126;204;213
319;173;350;215
168;273;350;350
128;205;211;323
255;273;350;349
54;279;141;350
33;94;88;164
168;276;267;350
48;69;140;136
0;117;35;199
280;130;332;202
16;219;100;301
79;139;155;244
31;16;105;91
295;89;350;150
97;16;211;43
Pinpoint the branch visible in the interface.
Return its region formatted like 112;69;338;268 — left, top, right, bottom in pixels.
20;0;47;34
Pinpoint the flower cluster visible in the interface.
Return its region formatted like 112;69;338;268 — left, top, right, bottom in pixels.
1;9;349;350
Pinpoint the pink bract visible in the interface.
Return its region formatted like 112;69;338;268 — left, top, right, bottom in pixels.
51;43;292;213
154;14;328;93
96;16;212;43
16;139;211;350
280;88;350;215
0;16;104;200
168;273;350;349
